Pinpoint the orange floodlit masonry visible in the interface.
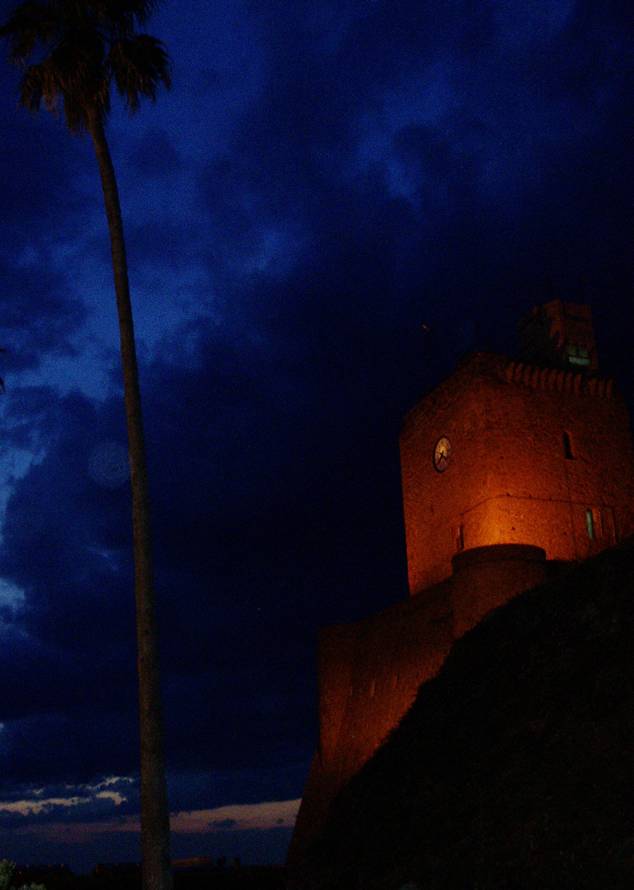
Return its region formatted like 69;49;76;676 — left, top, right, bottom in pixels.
288;301;634;864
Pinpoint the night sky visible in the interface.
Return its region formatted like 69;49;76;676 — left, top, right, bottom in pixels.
0;0;632;873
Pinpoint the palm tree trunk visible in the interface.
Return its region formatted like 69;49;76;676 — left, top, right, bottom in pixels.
88;108;173;890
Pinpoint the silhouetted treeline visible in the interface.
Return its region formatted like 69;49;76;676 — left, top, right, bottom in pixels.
13;863;285;890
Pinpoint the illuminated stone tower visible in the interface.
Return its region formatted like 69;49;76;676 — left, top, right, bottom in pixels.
401;300;634;598
288;300;634;869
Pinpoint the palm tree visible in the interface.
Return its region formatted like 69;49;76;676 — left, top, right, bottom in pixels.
0;3;172;888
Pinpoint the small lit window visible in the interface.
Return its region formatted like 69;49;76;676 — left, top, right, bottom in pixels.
586;508;595;540
567;343;591;367
563;431;574;460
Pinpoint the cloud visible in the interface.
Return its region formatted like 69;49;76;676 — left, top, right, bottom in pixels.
0;795;299;839
0;776;133;824
208;818;237;830
0;792;300;846
0;793;297;870
0;796;90;818
172;800;300;834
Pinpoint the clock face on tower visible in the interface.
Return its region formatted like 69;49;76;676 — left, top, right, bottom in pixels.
433;436;451;472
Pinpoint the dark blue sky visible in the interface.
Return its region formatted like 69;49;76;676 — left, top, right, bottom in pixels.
0;0;632;872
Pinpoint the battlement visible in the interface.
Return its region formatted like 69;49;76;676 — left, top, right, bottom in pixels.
402;352;616;442
503;359;614;396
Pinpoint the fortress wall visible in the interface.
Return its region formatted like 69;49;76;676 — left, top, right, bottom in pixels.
317;624;357;763
289;582;454;862
287;752;342;867
329;582;453;784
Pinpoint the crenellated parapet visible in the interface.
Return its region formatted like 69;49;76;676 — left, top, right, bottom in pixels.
503;359;614;397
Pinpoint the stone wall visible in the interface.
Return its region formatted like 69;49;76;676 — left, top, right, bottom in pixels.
288;579;453;864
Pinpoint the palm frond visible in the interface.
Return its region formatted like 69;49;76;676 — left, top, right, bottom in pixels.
48;31;111;128
63;87;109;130
108;33;170;111
20;60;55;112
2;0;169;129
89;0;162;28
0;1;60;63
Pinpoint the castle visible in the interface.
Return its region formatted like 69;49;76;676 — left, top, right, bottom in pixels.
288;300;634;864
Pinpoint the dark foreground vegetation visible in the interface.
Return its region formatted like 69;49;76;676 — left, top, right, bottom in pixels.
13;863;285;890
290;538;634;890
